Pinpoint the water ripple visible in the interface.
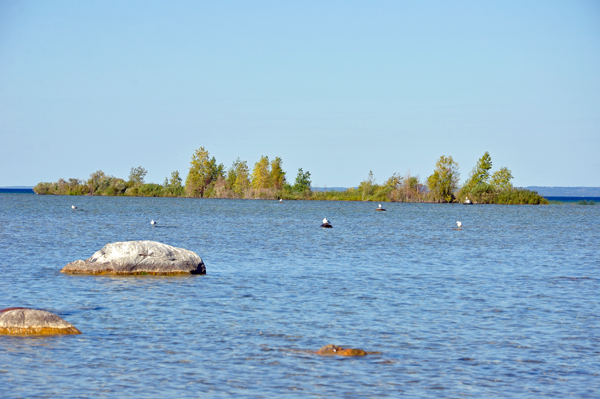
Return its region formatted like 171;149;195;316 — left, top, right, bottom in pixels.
1;195;599;397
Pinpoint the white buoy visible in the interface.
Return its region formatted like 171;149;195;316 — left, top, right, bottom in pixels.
71;205;77;210
151;220;157;226
456;221;462;229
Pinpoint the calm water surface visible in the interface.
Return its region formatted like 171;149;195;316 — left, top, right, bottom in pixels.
1;194;599;398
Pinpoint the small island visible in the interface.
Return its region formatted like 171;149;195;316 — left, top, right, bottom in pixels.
34;148;547;205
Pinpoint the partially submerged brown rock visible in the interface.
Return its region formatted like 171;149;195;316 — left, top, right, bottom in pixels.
316;344;367;357
0;308;81;335
61;240;206;275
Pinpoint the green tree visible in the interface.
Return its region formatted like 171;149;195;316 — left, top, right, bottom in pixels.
185;147;220;197
490;167;513;190
426;155;460;202
227;158;250;196
251;155;271;189
129;166;148;185
212;161;226;182
383;173;401;190
293;168;312;192
270;157;286;189
87;170;107;194
463;151;492;191
226;159;239;189
169;170;182;188
358;170;377;199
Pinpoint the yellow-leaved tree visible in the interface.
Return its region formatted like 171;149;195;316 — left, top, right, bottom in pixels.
251;156;271;189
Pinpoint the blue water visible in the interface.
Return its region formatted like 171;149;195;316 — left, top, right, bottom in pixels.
546;196;600;203
1;194;599;398
0;188;34;194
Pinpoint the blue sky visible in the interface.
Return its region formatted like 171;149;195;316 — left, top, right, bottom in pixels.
1;0;599;187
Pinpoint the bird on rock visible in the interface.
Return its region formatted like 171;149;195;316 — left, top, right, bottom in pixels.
456;221;462;229
321;218;332;228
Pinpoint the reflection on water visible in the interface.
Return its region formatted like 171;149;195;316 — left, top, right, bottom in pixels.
1;194;599;398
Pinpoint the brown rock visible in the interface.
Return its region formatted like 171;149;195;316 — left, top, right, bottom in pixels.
0;308;81;335
316;344;367;356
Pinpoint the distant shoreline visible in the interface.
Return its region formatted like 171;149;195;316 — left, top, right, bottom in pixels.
0;188;34;194
2;188;598;204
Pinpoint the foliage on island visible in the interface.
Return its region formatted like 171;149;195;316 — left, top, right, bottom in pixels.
33;147;547;204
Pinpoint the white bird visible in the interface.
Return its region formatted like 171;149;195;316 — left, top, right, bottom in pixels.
323;218;330;225
378;204;382;208
456;221;462;229
151;220;157;226
279;199;283;203
71;205;77;210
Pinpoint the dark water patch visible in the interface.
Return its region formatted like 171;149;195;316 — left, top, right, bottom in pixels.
555;276;594;281
0;188;34;194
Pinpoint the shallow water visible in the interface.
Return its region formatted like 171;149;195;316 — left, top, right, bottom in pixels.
1;194;599;398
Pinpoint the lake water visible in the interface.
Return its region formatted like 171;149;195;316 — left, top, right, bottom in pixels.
1;194;599;398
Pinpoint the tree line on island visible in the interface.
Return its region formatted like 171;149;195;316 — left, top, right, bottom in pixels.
33;147;547;204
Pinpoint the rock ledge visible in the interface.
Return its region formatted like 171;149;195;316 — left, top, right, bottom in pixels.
61;240;206;275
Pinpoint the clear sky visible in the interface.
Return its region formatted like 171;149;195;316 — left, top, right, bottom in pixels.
1;0;599;188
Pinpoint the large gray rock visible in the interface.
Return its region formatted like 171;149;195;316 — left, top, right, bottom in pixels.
61;240;206;275
0;308;81;335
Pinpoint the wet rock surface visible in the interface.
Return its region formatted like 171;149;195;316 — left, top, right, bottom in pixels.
316;344;368;356
0;308;81;335
61;240;206;275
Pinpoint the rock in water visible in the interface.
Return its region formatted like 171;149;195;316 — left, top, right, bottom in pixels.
316;344;367;356
61;240;206;275
0;308;81;335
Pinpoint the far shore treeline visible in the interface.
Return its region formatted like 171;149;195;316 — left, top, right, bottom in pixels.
33;147;548;204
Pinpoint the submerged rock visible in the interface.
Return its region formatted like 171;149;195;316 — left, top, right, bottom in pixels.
0;308;81;335
316;344;367;356
61;240;206;275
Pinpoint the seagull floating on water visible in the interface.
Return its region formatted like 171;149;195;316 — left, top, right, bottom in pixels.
71;205;77;210
151;220;157;226
456;221;462;229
